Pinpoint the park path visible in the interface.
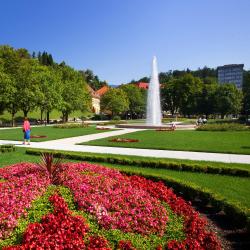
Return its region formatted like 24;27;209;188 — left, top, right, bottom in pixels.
1;127;250;164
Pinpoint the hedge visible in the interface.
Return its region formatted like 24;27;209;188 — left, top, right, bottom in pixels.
25;149;250;178
0;144;15;153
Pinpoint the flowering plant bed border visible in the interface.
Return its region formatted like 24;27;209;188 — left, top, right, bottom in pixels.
30;135;47;138
109;138;139;143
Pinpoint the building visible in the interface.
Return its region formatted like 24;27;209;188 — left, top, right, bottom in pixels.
217;64;244;89
87;85;100;114
87;85;110;114
135;82;149;89
96;85;109;96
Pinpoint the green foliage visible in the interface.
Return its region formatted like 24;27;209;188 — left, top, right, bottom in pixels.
101;88;129;117
79;69;107;91
53;123;89;129
196;123;249;131
242;71;250;118
215;83;243;118
0;45;92;124
0;144;15;153
58;64;91;122
120;84;146;118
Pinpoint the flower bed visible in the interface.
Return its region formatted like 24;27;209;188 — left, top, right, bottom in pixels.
30;135;47;138
0;162;221;249
0;163;50;240
56;163;221;249
96;127;111;130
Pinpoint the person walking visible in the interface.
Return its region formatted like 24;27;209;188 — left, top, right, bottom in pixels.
23;117;31;145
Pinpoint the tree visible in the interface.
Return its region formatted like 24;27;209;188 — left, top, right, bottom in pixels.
101;88;129;117
59;65;91;122
120;84;146;119
161;79;180;116
80;69;107;90
158;72;172;84
34;65;62;122
215;84;243;118
0;45;22;125
242;71;250;120
179;74;203;116
16;59;41;117
197;78;218;118
0;61;13;114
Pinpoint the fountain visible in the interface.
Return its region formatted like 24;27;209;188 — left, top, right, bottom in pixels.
146;56;162;126
116;57;174;129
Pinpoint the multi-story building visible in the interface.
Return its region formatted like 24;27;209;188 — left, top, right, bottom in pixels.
217;64;244;89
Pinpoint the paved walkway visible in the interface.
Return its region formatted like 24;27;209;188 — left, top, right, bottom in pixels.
1;128;250;164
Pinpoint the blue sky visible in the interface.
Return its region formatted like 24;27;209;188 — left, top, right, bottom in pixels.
0;0;250;85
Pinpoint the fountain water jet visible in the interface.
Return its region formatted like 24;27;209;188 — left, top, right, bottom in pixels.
116;56;182;129
146;56;162;126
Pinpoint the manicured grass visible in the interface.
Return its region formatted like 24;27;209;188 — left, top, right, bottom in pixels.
0;148;39;167
81;130;250;154
0;126;112;142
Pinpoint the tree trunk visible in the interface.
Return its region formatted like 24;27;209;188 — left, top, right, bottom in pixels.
23;110;28;118
47;111;50;124
11;112;15;127
40;110;43;121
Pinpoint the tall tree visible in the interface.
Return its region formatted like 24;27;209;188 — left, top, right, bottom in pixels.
215;84;243;118
0;45;21;125
174;74;203;116
0;60;13;114
34;65;62;122
101;88;129;117
120;84;146;119
59;65;91;122
161;79;180;116
197;78;218;118
242;71;250;120
16;59;41;117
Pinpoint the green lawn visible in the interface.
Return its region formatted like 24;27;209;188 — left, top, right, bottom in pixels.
81;130;250;154
0;148;39;167
0;126;111;142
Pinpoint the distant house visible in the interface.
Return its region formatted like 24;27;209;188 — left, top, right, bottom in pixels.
87;85;100;114
135;82;149;89
87;85;110;114
135;82;163;89
96;85;109;96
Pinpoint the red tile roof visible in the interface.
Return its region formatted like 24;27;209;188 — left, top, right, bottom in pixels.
136;82;149;89
96;85;109;96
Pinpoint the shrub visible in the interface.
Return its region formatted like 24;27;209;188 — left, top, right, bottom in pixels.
196;123;249;131
25;149;250;178
0;145;15;153
53;123;89;129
